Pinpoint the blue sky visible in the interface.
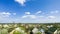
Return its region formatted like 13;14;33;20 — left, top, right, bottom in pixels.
0;0;60;23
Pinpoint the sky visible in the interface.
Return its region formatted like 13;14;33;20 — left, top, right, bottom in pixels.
0;0;60;23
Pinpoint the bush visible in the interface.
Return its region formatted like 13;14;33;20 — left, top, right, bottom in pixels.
13;30;21;34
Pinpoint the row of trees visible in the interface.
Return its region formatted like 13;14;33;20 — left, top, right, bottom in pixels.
0;23;60;34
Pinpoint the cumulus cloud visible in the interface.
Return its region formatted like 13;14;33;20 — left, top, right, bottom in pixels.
0;12;16;17
22;12;41;19
36;11;42;14
0;12;11;15
48;16;56;19
39;16;44;17
0;12;11;17
22;15;36;19
0;12;17;23
25;12;30;15
22;15;27;18
50;10;59;14
15;0;26;6
29;15;36;19
0;10;59;23
13;13;16;15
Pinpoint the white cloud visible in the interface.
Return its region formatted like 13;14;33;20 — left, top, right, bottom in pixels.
22;15;36;19
13;13;16;15
50;10;59;14
15;0;26;6
0;10;60;23
55;10;59;13
25;12;30;15
22;11;44;19
0;12;16;18
22;15;27;18
36;11;42;14
0;12;17;23
48;16;56;19
39;16;44;17
0;12;11;15
29;15;36;19
0;12;11;17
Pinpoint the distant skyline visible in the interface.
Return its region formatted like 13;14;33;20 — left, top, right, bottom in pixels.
0;0;60;23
